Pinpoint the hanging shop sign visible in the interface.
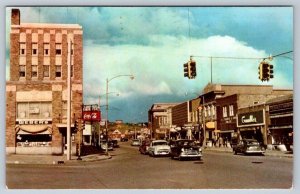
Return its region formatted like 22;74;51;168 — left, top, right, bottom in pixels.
237;110;265;127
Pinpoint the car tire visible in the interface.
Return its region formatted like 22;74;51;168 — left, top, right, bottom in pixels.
234;150;237;155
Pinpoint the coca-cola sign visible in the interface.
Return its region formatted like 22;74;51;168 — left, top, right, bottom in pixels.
83;111;101;121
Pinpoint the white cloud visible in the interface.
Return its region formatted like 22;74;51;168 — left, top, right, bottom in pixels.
83;34;294;105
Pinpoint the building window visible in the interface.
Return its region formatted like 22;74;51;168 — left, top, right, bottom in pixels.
204;107;207;117
229;105;234;116
62;101;67;119
19;43;26;55
17;102;52;119
56;43;62;55
55;65;61;77
44;43;50;56
31;65;38;78
71;42;74;55
223;106;228;118
212;105;215;116
71;65;74;77
19;65;25;77
207;106;211;116
32;43;38;56
43;65;49;77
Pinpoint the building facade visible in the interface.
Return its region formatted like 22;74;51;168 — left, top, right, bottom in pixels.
148;103;179;139
6;9;83;155
267;94;293;151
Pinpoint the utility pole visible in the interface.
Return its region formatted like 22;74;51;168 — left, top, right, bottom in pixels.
67;39;72;160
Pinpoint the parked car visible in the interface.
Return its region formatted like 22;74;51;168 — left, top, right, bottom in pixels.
109;139;119;148
233;139;265;155
139;139;152;154
148;140;170;157
100;140;114;151
170;139;202;160
120;137;129;142
131;139;141;146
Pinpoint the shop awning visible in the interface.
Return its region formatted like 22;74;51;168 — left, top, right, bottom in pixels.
217;130;234;133
16;125;52;134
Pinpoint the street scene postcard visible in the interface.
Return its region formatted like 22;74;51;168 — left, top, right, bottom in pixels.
5;6;293;189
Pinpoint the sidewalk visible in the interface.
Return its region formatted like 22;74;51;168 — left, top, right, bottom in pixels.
6;153;112;165
204;146;293;158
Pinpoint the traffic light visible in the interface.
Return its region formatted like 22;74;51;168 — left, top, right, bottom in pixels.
262;62;269;81
183;62;190;78
189;60;196;78
75;120;79;131
81;121;85;131
258;61;273;82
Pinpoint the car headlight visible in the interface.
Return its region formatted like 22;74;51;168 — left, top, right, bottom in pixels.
199;147;202;152
181;148;185;152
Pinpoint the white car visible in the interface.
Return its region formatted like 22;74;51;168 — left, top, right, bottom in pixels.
131;139;141;146
148;140;170;157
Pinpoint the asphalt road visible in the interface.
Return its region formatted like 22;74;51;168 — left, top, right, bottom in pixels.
6;141;293;189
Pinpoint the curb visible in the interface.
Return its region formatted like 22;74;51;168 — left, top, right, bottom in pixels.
6;154;112;165
204;148;293;158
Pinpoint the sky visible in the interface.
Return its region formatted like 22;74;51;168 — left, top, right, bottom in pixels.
5;6;293;122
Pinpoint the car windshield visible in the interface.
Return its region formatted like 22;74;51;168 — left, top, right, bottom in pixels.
153;141;167;146
247;140;259;145
178;140;196;146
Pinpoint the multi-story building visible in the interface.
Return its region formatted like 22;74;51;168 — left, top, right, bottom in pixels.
148;103;179;139
6;9;83;155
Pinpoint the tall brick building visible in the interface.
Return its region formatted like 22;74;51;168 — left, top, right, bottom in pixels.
6;9;83;155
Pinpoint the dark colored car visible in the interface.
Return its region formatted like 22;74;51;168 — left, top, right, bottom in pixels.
233;139;265;155
170;139;202;160
120;137;129;142
109;139;119;148
139;139;151;154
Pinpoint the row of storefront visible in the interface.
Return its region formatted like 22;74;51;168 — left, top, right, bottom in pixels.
148;84;293;151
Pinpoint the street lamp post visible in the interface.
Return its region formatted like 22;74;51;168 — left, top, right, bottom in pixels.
105;74;134;155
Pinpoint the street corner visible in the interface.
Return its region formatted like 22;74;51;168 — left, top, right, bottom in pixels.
79;154;112;162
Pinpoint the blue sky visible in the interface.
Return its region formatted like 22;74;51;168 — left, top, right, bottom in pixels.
6;7;293;122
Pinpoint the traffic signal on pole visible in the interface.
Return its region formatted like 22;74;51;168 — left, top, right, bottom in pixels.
258;61;274;82
81;121;85;131
75;120;79;131
189;60;196;78
183;62;190;78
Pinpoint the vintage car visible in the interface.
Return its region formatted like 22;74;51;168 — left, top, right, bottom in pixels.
109;139;119;148
131;139;141;146
99;140;114;151
170;139;202;160
233;139;265;155
148;140;170;157
139;139;151;154
120;137;129;142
